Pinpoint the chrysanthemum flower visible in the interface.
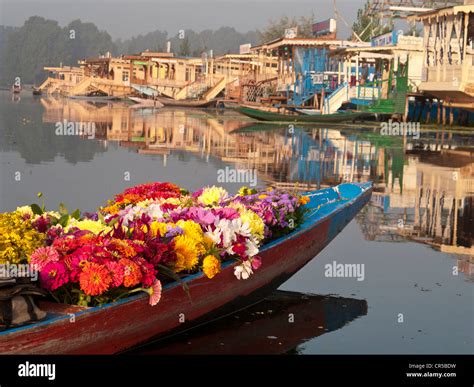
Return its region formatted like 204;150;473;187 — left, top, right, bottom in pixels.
79;262;112;296
202;255;221;279
30;246;60;272
197;186;228;206
173;235;199;272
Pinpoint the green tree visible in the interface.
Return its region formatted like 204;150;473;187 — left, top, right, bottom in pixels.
179;35;191;56
259;13;316;43
351;1;393;42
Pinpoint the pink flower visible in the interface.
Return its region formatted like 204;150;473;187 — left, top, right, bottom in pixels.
146;279;162;306
30;246;60;272
251;256;262;270
105;260;125;288
40;262;69;291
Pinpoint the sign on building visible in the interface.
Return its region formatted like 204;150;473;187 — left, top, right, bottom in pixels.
371;30;403;47
284;27;298;39
239;44;252;55
312;19;337;37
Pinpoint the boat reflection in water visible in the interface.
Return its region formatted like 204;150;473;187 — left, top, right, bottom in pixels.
127;291;368;355
40;97;474;281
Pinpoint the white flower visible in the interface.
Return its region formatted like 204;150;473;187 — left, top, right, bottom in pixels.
145;204;164;220
245;238;259;257
204;227;222;245
234;261;253;280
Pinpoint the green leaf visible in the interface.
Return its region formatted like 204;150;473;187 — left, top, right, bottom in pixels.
59;202;68;216
30;203;43;216
158;264;193;304
70;209;81;220
58;214;70;228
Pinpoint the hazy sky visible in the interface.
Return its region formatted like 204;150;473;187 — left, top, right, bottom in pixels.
0;0;367;39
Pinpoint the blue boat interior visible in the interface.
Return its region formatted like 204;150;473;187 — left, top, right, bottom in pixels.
0;182;371;336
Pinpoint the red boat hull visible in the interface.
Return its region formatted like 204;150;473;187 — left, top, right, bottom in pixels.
0;185;371;354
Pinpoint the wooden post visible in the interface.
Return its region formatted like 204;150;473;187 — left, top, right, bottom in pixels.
425;99;432;124
443;105;447;126
320;88;325;114
437;101;441;125
449;106;454;126
403;94;410;122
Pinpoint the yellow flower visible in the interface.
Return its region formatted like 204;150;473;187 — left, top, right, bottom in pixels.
258;194;267;199
15;206;33;217
240;209;265;241
197;186;228;206
173;235;199;272
66;219;111;235
202;255;221;279
0;212;45;264
150;221;168;238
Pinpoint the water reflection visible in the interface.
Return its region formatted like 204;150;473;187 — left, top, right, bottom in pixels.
2;95;474;258
36;97;474;262
127;290;368;355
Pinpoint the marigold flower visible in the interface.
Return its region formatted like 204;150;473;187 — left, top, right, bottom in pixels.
299;196;310;205
202;255;221;279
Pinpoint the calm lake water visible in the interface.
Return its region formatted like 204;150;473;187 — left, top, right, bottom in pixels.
1;91;473;354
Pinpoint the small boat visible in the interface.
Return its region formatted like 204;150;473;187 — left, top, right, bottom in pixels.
32;88;42;96
238;106;371;123
156;97;217;108
295;108;322;115
0;182;372;354
128;96;164;108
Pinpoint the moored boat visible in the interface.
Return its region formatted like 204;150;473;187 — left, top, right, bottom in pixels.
238;106;371;123
128;96;164;108
156;97;217;108
0;182;372;354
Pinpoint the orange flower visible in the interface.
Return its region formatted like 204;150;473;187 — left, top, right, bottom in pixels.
79;262;112;296
119;258;142;287
299;196;310;205
202;255;221;279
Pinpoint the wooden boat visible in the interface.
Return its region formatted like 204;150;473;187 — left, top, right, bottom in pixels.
0;182;372;354
156;97;217;108
295;108;322;115
238;106;371;123
130;290;368;354
128;97;164;108
68;95;120;102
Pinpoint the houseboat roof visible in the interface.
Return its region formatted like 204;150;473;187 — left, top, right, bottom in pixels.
408;3;474;21
251;37;370;51
140;51;174;58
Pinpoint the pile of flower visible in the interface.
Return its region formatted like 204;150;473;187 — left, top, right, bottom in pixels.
0;183;309;307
